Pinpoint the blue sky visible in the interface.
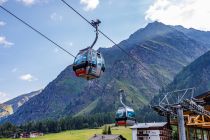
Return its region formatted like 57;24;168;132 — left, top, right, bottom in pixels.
0;0;210;102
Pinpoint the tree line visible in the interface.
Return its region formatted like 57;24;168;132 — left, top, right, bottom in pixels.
0;112;114;138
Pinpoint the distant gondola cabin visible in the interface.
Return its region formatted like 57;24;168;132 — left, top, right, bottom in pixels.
115;106;136;126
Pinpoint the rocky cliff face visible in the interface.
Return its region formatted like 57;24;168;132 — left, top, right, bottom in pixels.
4;90;42;113
0;104;13;121
0;90;42;120
4;22;210;124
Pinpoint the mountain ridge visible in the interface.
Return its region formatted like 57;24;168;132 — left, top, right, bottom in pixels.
0;90;42;121
4;89;42;112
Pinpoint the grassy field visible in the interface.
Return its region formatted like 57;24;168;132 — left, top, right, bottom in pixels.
0;126;132;140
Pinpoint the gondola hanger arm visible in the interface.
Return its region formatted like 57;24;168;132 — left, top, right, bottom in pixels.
90;19;101;49
119;89;129;108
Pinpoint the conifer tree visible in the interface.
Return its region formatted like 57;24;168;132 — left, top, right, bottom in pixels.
107;126;111;134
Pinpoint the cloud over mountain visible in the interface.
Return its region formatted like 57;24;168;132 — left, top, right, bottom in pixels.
145;0;210;31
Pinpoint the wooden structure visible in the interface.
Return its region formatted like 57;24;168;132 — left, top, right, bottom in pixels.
185;115;210;128
130;122;172;140
171;91;210;140
185;91;210;140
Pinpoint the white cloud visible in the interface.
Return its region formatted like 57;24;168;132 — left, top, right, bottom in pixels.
17;0;48;6
0;91;9;103
80;0;99;11
50;12;63;22
0;21;6;26
0;36;14;48
19;74;37;82
145;0;210;31
0;0;7;5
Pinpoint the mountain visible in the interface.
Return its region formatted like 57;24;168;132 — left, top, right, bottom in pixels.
0;104;13;121
163;50;210;96
174;25;210;45
4;22;210;124
4;90;42;113
0;90;42;120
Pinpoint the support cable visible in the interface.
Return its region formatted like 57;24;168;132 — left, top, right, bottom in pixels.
0;5;76;58
60;0;149;70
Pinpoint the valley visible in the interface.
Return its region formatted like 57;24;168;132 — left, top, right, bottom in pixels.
0;126;131;140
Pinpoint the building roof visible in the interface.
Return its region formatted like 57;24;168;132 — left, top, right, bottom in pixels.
195;91;210;105
89;134;126;140
130;122;167;129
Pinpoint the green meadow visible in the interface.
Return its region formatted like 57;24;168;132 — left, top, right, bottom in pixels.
0;126;132;140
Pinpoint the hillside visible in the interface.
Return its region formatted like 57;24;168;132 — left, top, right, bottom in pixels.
0;90;42;120
0;104;13;121
141;50;210;122
4;22;210;124
4;90;42;113
163;50;210;96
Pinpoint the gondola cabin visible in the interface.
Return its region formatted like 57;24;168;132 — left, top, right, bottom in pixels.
73;47;105;80
115;106;136;126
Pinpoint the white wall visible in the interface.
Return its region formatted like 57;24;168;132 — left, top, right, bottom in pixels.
132;129;137;140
